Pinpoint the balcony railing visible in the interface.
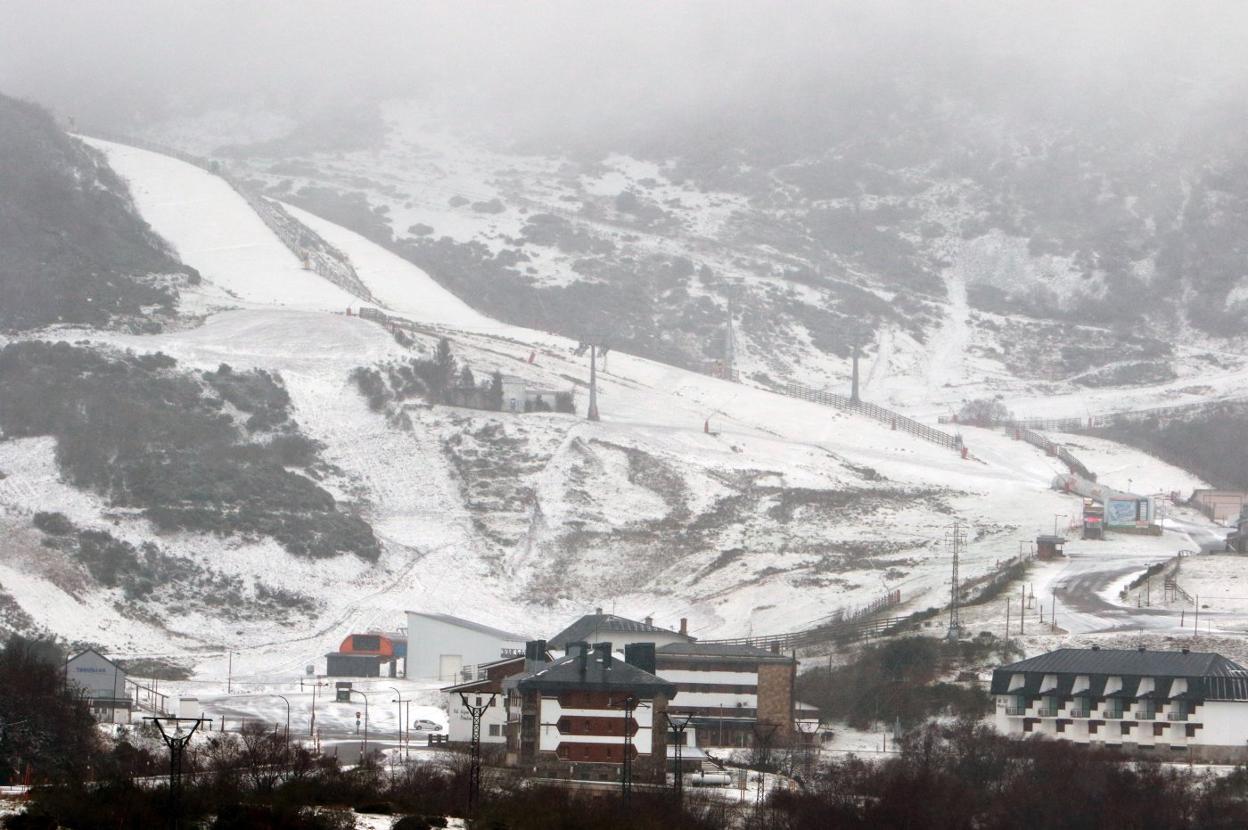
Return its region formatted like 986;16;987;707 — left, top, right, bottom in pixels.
1135;711;1155;720
1005;707;1026;716
1036;708;1058;717
1103;711;1124;720
1069;709;1089;718
1167;712;1189;722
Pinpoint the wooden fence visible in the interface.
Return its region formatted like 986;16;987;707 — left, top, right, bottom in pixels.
1007;426;1096;480
783;383;962;451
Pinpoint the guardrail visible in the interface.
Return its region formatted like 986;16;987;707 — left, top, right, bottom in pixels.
80;129;378;306
783;383;962;451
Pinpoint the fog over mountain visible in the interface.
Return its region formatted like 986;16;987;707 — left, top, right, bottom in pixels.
3;1;1247;145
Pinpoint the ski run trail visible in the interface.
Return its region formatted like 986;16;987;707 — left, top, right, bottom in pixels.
0;137;1237;688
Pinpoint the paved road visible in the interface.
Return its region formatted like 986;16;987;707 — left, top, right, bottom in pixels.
1037;518;1236;636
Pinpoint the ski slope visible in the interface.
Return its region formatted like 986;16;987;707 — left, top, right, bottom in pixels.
83;138;360;312
0;137;1228;685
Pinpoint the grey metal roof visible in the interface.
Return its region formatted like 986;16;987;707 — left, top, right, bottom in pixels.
515;650;677;698
991;648;1248;701
656;642;792;661
548;614;690;648
408;611;529;642
997;648;1244;678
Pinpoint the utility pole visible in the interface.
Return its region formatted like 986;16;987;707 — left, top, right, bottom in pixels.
946;520;967;640
723;287;737;381
147;717;206;830
301;678;329;746
1020;585;1025;635
349;689;370;764
226;651;233;694
459;692;496;811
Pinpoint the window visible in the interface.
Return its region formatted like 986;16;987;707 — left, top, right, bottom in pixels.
1121;723;1130;736
488;724;501;737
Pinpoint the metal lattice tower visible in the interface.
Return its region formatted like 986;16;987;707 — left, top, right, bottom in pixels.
665;712;693;803
460;692;496;811
620;695;637;808
147;716;206;830
946;520;967;640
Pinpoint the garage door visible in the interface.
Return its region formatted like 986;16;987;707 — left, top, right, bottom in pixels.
439;654;463;682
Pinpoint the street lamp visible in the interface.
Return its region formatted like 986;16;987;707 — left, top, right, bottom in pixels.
389;686;407;760
350;689;371;763
272;694;291;743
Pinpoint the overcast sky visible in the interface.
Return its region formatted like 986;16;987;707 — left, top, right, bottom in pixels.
2;1;1245;141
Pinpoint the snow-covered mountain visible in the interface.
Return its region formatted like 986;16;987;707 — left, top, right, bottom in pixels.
137;99;1248;419
0;126;1228;686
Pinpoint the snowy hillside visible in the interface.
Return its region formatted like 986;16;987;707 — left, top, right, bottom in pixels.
0;135;1232;687
141;101;1248;418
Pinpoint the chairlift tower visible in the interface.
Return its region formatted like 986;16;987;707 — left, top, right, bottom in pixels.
575;336;610;421
946;520;967;640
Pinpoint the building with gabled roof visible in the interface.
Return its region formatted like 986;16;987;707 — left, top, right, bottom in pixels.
991;646;1248;761
65;648;131;724
547;610;693;651
503;640;676;783
442;650;552;747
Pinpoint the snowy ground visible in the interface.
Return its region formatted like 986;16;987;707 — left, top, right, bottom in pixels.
0;136;1233;698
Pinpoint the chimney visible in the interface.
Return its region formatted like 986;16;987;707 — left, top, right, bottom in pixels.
594;642;613;670
595;607;603;616
679;618;688;636
568;640;590;677
644;616;653;627
524;639;548;674
625;643;656;675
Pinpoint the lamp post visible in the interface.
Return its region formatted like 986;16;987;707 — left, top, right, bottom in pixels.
272;694;291;743
300;678;329;747
389;686;407;760
350;689;371;763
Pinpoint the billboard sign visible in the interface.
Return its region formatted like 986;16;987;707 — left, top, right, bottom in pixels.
1106;498;1148;527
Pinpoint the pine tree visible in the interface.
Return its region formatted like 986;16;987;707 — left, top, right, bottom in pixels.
433;338;455;400
489;370;504;411
459;365;476;389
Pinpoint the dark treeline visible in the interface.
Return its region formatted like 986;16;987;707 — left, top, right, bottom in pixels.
797;635;1020;730
769;720;1248;830
1084;404;1248;492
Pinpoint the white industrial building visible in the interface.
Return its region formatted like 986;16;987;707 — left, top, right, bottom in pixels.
992;647;1248;762
65;649;131;724
406;611;529;683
